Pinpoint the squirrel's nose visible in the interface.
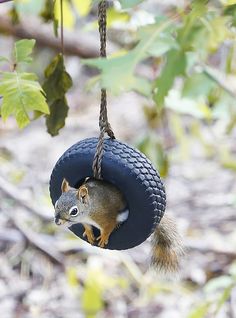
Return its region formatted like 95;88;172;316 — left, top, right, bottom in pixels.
54;217;62;225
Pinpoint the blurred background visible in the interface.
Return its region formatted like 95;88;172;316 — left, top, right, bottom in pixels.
0;0;236;317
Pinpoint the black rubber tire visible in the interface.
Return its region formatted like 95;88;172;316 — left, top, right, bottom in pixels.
49;137;166;250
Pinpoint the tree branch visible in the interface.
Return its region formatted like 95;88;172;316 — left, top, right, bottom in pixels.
9;213;65;266
0;175;51;221
0;15;117;58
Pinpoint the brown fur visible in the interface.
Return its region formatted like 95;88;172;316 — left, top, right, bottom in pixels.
82;224;95;244
61;178;70;192
151;215;185;274
79;179;126;247
57;179;185;272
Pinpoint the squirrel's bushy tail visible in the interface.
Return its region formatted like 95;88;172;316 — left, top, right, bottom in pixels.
151;215;185;274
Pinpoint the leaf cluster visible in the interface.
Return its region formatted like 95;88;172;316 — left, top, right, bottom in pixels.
1;0;236;143
82;0;236;119
0;39;49;128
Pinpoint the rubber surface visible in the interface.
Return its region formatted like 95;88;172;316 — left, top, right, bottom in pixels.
49;137;166;250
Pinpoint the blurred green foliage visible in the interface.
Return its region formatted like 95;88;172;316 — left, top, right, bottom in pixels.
188;262;236;318
0;0;236;171
0;2;236;318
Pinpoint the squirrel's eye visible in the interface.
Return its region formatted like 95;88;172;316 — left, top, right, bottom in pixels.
69;206;79;216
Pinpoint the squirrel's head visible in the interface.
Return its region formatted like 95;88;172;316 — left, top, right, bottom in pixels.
54;178;89;226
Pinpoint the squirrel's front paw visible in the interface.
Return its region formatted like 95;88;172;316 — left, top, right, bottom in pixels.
97;234;109;248
83;229;95;245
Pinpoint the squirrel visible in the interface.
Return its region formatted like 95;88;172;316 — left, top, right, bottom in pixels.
54;178;184;273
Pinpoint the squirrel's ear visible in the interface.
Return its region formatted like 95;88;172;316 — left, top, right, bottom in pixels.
77;185;88;204
61;178;70;192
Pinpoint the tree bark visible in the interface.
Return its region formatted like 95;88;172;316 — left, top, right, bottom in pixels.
0;15;116;58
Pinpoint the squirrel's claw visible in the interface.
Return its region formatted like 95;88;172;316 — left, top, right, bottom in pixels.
97;235;108;248
83;229;95;245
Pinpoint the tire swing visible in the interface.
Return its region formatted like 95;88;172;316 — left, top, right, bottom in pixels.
49;0;166;250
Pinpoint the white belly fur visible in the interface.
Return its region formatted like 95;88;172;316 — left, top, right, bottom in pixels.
117;209;129;223
80;209;129;229
80;215;101;230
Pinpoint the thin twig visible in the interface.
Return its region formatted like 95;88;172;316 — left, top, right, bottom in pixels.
202;65;236;98
60;0;64;55
7;211;65;266
0;175;51;221
0;0;13;3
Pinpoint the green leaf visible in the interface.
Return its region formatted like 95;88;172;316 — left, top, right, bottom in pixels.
82;284;103;316
0;72;49;128
182;73;216;98
206;16;231;52
107;8;130;27
66;266;78;287
188;302;211;318
225;45;234;73
46;98;69;136
14;39;36;65
43;54;72;102
132;77;152;97
83;54;134;94
82;271;104;317
54;0;75;29
85;75;100;91
223;0;236;6
204;275;233;293
224;4;236;26
221;156;236;171
153;50;187;107
43;54;72;136
137;23;179;57
82;19;174;95
119;0;144;9
83;54;151;96
177;1;207;50
40;0;54;22
9;5;20;25
167;93;212;119
53;18;59;37
215;285;233;314
73;0;92;17
40;0;59;36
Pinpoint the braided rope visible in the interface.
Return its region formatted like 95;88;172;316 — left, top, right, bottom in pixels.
92;0;115;180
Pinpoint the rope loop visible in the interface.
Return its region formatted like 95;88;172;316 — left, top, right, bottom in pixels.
93;0;115;180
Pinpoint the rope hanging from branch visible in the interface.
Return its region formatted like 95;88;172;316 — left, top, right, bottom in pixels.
92;0;115;180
